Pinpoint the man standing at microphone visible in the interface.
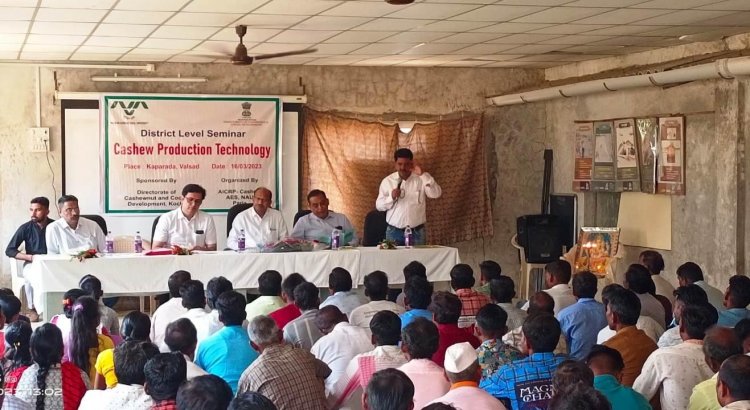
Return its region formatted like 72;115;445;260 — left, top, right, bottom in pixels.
376;148;442;245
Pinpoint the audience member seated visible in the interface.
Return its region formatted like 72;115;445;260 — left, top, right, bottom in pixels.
202;276;234;339
658;284;710;348
14;324;89;409
558;271;607;360
549;384;611;410
311;306;373;399
490;276;526;330
45;194;106;254
95;311;151;389
586;345;651;410
475;304;523;380
0;288;31;325
398;318;450;410
177;280;214;344
238;315;330;410
399;275;434;329
151;270;191;348
640;250;674;304
396;261;427;307
633;304;719;410
719;275;750;327
677;262;725;311
597;284;664;344
290;189;358;245
736;319;750;354
152;184;217;251
600;285;658;386
624;264;666;329
688;326;742;410
144;353;187;410
245;270;285;321
80;340;160;410
79;274;120;336
229;392;278;410
522;260;575;315
176;375;233;410
50;288;87;361
504;292;568;355
69;296;115;382
481;314;567;410
333;311;408;409
363;368;415;410
164;318;208;379
430;291;480;366
283;282;323;350
477;260;502;296
350;271;405;332
0;293;22;356
553;359;594;393
450;264;491;328
268;273;305;330
320;267;365;318
716;354;750;410
195;291;258;394
427;342;506;409
2;321;33;394
226;187;288;250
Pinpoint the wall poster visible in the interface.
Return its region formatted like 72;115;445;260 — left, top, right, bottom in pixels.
592;121;616;192
657;116;685;195
573;122;594;192
614;118;640;192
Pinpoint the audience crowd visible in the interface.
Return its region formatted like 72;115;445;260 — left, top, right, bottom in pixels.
0;250;750;410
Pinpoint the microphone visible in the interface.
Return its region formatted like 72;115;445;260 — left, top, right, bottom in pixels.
397;178;403;190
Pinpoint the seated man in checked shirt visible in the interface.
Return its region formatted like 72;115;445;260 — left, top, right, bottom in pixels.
450;264;490;329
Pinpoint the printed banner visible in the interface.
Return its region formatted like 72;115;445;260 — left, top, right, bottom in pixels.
657;116;685;195
103;95;281;213
573;122;594;192
636;118;658;194
614;118;640;192
592;121;616;192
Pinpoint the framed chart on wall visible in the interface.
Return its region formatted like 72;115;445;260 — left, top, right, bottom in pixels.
657;116;685;195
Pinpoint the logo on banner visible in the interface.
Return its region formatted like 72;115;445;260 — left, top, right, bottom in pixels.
241;102;252;118
110;101;149;119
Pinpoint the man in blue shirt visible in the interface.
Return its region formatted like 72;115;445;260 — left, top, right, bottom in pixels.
4;196;53;322
719;275;750;327
481;314;566;410
400;276;434;329
320;268;365;318
587;345;653;410
291;189;358;246
195;290;258;394
558;271;607;360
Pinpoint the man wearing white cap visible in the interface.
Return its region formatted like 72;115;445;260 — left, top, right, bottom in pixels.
426;342;506;410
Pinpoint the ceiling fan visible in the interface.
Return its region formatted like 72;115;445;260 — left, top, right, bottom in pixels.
203;25;317;65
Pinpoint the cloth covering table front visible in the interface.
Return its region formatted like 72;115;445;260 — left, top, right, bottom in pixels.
26;246;460;318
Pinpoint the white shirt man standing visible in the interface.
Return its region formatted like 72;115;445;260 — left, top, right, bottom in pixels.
376;148;441;246
153;184;217;251
227;187;288;250
46;194;106;254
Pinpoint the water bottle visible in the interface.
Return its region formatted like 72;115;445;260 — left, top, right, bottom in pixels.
134;231;143;253
238;229;246;251
105;231;114;254
404;225;413;248
331;226;342;250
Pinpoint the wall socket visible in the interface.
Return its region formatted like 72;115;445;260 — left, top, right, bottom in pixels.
29;127;50;153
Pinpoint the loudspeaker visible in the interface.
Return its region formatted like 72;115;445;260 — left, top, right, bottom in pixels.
517;214;563;263
549;194;577;252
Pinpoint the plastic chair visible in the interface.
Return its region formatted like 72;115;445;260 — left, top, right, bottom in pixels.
293;210;312;227
81;214;107;234
511;234;547;301
112;235;155;314
226;203;253;236
363;210;387;246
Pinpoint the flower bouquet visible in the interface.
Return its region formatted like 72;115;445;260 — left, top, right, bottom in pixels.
260;238;315;253
378;239;398;250
171;245;193;256
71;249;98;262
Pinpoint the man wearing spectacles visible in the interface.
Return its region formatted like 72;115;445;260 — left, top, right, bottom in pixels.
153;184;217;251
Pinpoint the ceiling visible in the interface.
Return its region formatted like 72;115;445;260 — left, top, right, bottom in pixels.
2;0;750;68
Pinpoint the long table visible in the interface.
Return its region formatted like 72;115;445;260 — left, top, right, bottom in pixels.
26;246;460;318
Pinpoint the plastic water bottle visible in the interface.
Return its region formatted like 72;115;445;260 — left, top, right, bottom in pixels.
238;229;246;251
134;231;143;253
105;231;114;254
404;225;413;248
331;226;342;250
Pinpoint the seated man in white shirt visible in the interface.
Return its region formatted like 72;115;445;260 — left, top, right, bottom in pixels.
291;189;358;246
677;262;726;312
177;280;215;345
151;270;192;348
717;354;750;410
376;148;442;246
227;187;288;250
45;194;106;254
349;271;405;332
319;267;365;318
164;318;208;380
153;184;217;251
521;260;576;316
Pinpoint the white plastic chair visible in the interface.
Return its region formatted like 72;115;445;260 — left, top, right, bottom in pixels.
511;234;548;301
